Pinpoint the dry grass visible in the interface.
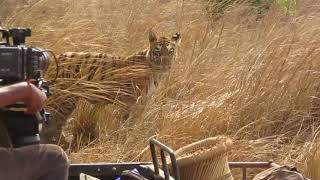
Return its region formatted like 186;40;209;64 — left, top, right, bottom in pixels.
2;0;320;177
305;141;320;179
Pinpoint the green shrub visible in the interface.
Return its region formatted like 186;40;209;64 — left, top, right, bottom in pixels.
205;0;296;18
276;0;296;14
252;0;275;14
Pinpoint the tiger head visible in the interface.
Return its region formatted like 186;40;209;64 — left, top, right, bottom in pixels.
147;31;181;72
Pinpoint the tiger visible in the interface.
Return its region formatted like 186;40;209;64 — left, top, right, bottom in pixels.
43;31;181;143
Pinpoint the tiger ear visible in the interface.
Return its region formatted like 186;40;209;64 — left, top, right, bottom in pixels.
171;32;181;44
149;31;158;46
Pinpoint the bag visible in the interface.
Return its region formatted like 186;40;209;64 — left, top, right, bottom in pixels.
79;173;100;180
116;169;148;180
253;165;310;180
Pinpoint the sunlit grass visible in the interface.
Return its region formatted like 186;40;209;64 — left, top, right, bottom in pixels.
1;0;320;177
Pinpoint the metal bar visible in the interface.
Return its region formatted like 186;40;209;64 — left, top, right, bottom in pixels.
170;153;180;180
69;162;152;176
150;139;177;154
160;149;170;180
149;141;160;176
242;168;246;180
228;161;281;180
228;161;275;169
70;162;152;166
150;139;181;180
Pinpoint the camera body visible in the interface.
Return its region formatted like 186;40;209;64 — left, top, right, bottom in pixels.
0;28;49;84
0;46;49;84
0;27;50;147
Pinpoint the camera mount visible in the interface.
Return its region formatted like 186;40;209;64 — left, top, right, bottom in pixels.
9;28;31;45
0;27;31;46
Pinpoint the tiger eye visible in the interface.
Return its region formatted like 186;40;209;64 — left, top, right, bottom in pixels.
154;45;161;51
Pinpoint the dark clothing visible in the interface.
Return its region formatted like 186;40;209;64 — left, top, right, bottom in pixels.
0;144;69;180
0;112;12;148
0;111;69;180
0;102;69;179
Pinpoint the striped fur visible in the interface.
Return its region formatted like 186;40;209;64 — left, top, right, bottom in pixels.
57;31;181;102
43;31;181;143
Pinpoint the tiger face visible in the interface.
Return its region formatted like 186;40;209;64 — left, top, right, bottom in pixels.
147;31;181;72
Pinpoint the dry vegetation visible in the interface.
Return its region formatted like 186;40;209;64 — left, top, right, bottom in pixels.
1;0;320;178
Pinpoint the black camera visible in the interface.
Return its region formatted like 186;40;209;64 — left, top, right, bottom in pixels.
0;27;51;147
0;28;49;84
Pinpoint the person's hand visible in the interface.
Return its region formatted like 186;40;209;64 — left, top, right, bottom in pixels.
0;81;47;111
23;82;47;113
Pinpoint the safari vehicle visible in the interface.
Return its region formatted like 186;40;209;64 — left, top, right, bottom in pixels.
68;138;281;180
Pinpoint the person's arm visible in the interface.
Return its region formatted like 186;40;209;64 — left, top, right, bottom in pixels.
0;82;47;112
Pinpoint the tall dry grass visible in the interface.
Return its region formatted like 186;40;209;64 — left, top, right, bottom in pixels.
305;141;320;179
2;0;320;177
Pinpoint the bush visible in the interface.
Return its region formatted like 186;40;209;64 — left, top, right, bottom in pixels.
276;0;296;14
206;0;296;18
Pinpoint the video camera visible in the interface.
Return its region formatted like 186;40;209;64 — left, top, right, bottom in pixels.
0;28;49;84
0;27;51;147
